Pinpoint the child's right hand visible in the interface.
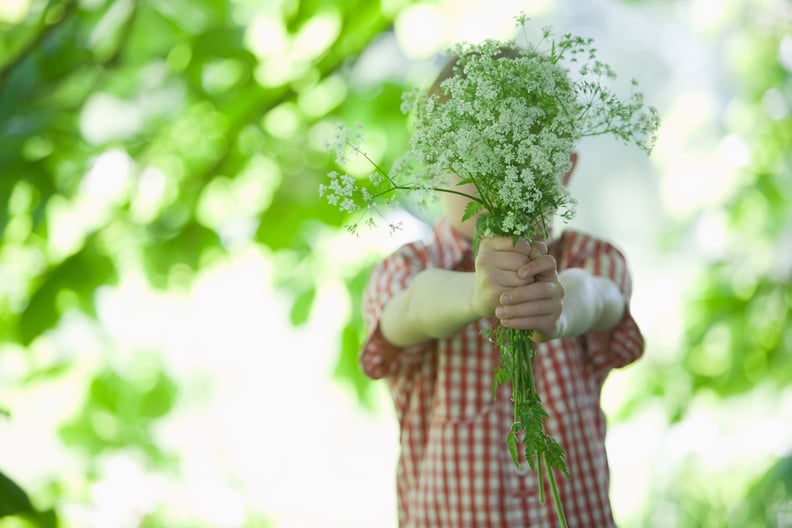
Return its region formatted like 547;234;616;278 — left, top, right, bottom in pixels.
472;237;541;317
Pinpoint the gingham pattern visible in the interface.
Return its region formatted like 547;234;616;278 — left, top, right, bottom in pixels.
361;219;644;527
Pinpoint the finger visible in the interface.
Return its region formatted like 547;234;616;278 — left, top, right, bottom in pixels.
528;240;548;259
496;297;561;320
479;236;514;251
477;242;532;273
517;254;557;280
499;281;564;305
489;268;532;289
477;252;530;276
498;314;559;335
513;238;533;255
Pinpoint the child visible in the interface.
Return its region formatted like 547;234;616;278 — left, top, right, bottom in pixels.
360;55;644;528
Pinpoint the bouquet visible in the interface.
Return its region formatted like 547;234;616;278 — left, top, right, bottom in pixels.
322;14;659;527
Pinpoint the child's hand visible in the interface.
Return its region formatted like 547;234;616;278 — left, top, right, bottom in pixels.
476;238;565;341
472;237;534;319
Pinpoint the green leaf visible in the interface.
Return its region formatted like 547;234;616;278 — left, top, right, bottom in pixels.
0;469;57;526
23;362;72;384
461;200;484;222
89;370;123;412
60;363;178;464
0;470;35;517
17;244;117;345
333;321;375;408
289;287;316;326
331;263;377;409
506;431;519;466
142;220;221;289
491;367;508;399
140;371;178;419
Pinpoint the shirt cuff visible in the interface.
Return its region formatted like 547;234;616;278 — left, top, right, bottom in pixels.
583;306;645;373
360;324;429;379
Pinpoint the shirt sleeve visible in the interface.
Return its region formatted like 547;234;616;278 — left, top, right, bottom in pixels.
360;243;432;379
558;231;645;374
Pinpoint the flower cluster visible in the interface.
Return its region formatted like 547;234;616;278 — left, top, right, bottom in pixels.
321;15;659;246
319;127;401;233
323;121;364;165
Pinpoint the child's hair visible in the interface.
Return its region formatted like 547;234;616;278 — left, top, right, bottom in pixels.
428;46;524;103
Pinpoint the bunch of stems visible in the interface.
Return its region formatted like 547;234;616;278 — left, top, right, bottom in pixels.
500;328;568;528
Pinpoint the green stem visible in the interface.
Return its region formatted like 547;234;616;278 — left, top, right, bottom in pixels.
369;184;482;204
548;466;568;528
467;174;497;213
537;451;546;505
354;148;484;206
516;333;567;527
351;146;499;215
447;163;498;213
521;336;536;391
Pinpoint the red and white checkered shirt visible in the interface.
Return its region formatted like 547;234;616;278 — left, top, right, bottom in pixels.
361;218;644;527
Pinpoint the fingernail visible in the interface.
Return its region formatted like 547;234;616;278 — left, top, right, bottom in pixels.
496;307;506;318
501;294;512;304
518;269;528;279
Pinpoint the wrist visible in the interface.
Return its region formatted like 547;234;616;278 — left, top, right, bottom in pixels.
554;310;569;339
467;272;489;321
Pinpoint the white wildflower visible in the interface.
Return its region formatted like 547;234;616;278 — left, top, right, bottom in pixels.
369;172;383;186
319;12;658;238
325;122;365;165
340;198;357;213
340;174;356;192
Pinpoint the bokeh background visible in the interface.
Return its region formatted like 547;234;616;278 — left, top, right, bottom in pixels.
0;0;790;526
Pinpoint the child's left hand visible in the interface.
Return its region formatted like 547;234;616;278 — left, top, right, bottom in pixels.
494;242;565;341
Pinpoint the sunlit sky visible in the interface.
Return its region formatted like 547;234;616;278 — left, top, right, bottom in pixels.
1;0;791;527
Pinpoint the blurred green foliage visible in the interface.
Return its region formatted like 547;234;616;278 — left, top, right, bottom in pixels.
0;470;56;528
679;26;791;399
0;0;790;526
630;2;792;526
58;364;178;463
0;0;413;524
